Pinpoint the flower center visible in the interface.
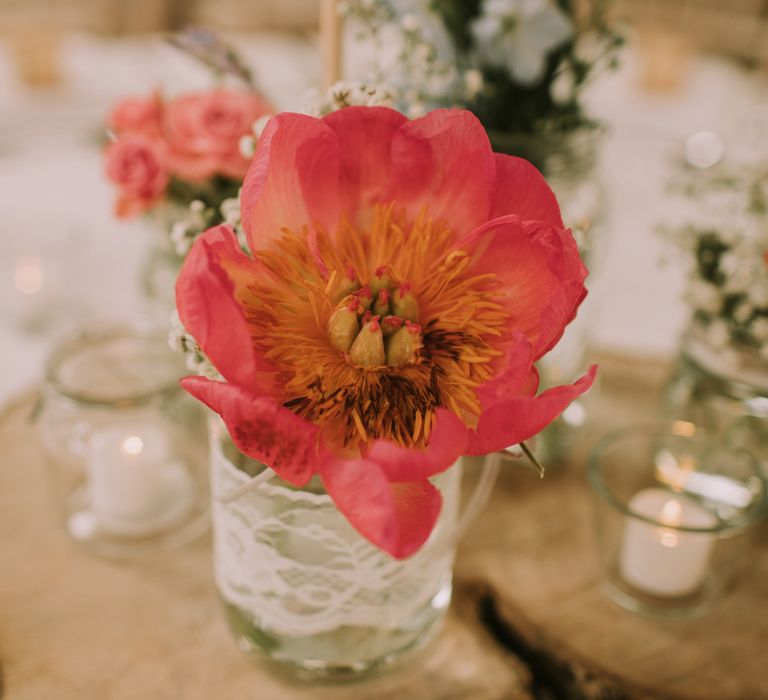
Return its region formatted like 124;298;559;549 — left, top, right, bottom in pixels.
245;205;507;450
327;272;423;368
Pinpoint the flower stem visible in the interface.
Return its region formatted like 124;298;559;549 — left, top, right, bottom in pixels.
520;441;545;479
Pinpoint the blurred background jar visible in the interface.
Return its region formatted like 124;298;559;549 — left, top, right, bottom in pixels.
588;421;767;618
664;323;768;480
34;318;209;557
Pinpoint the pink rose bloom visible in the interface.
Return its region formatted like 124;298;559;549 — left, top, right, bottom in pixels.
104;135;169;219
108;92;163;137
165;89;273;182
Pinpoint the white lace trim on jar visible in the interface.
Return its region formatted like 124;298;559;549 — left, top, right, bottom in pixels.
210;439;461;638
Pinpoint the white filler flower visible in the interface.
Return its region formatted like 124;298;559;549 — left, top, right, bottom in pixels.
464;68;485;99
471;0;572;85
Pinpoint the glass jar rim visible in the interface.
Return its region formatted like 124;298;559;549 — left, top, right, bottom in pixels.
587;421;768;535
681;326;768;400
44;316;183;407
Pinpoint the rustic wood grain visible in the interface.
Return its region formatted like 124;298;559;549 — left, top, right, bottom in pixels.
2;354;766;699
455;354;768;700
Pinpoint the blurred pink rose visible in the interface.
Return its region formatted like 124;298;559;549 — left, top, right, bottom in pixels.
108;92;163;137
165;89;272;181
104;135;169;219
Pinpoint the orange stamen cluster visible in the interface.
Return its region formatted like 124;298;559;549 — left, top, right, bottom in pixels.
243;204;507;450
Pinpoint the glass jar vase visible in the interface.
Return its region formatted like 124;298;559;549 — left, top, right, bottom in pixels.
35;318;210;557
664;326;768;479
208;418;498;679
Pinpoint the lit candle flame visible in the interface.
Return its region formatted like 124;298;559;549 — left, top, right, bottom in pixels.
657;498;683;548
671;420;696;437
122;436;144;456
660;499;682;526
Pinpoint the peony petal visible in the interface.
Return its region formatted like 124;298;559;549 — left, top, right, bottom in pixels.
477;333;539;409
459;215;587;358
321;106;408;228
365;409;468;482
490;154;563;227
532;221;589;358
321;457;442;559
181;377;320;486
390;109;496;238
466;365;597;455
176;225;275;393
241;113;341;251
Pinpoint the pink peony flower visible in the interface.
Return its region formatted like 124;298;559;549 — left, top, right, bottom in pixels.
104;135;169;219
176;107;596;559
108;92;163;137
164;89;273;182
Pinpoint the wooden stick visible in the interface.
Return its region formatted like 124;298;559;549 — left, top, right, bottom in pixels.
320;0;342;89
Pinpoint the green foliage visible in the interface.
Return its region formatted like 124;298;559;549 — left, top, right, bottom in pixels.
662;158;768;353
429;0;482;52
467;48;583;135
408;0;622;135
695;233;729;285
166;175;241;217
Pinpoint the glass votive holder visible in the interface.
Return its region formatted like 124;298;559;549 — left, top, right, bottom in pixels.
588;421;766;617
35;318;209;557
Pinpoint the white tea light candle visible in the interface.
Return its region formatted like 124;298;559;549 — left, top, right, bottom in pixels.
619;488;717;597
87;422;193;536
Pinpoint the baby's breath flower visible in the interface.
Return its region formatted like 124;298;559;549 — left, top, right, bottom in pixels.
685;278;721;315
464;69;484;100
168;310;220;378
749;280;768;307
733;302;753;324
168;198;219;256
723;266;752;294
305;81;398;117
239;134;255;159
753;317;768;341
238;115;273;158
705;319;730;349
400;13;420;32
550;62;576;105
407;101;427;118
252;114;272;137
171;221;192;256
662;69;768;352
573;30;603;64
168;310;189;353
221;196;241;226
